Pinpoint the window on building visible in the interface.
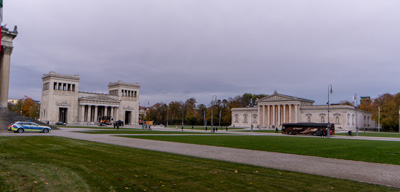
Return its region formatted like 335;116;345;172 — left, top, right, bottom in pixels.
307;116;311;122
234;114;239;123
243;114;248;123
347;114;350;125
364;116;366;126
43;82;49;91
321;116;325;123
352;114;355;125
335;116;340;124
367;116;370;126
253;114;257;123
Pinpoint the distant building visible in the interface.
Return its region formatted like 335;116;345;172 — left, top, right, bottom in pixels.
40;72;140;125
231;91;375;131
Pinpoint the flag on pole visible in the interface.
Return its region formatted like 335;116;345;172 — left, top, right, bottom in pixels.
379;106;380;119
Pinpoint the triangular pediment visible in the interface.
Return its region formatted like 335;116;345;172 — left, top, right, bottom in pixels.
257;91;314;103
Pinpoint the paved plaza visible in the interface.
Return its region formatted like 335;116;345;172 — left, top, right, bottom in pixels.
1;127;400;188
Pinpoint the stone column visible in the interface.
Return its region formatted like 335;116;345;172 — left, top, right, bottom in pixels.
257;105;261;126
272;105;275;126
0;47;13;108
283;104;286;124
295;104;298;123
262;105;265;126
80;105;85;122
267;105;270;127
289;104;292;123
277;105;281;126
94;106;98;122
88;105;92;122
111;107;114;120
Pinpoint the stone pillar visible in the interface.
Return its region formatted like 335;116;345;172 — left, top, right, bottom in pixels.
0;47;13;108
80;105;85;122
115;107;119;120
267;105;270;127
111;107;114;120
283;104;286;124
277;105;281;127
257;105;261;126
289;104;292;123
272;105;275;126
262;105;265;126
295;104;298;123
87;105;92;122
94;106;98;122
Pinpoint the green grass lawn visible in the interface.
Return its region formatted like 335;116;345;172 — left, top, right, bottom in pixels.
0;137;396;191
336;132;400;138
124;135;400;165
166;125;244;131
79;129;213;134
234;129;278;133
57;125;127;129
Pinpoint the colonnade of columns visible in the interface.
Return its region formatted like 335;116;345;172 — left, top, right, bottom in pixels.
79;105;119;123
258;104;300;128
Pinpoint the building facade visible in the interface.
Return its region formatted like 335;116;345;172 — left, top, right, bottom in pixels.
231;91;375;131
40;72;140;125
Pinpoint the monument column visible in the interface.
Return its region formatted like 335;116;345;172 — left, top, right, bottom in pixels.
111;107;114;120
272;105;275;126
0;27;17;109
295;104;299;123
283;104;286;124
289;104;292;123
87;105;92;122
262;105;265;126
257;105;261;126
0;47;13;108
94;106;98;122
80;105;85;122
277;105;281;126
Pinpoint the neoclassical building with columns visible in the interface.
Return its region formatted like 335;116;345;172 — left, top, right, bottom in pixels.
40;72;140;125
231;91;375;131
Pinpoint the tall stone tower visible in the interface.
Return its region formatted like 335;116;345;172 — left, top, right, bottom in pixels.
0;26;18;109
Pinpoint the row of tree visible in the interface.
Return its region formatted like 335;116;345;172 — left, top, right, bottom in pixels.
143;93;266;126
8;97;40;119
339;93;400;131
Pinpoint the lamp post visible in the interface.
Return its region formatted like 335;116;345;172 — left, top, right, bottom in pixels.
166;108;169;128
181;106;184;131
211;95;217;132
219;109;221;130
327;84;333;138
354;93;358;136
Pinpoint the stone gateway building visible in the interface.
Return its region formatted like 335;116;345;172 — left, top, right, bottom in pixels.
231;91;375;131
40;72;140;125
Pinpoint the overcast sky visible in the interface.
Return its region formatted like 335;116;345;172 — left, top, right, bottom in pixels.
4;0;400;106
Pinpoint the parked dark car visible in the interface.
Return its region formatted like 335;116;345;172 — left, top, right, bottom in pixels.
55;122;67;126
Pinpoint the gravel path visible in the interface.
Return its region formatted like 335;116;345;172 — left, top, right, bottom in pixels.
2;128;400;188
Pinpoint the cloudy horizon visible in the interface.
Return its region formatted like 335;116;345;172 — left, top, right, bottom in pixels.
4;0;400;106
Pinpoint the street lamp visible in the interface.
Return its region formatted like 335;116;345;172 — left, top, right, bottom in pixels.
166;108;169;128
327;84;333;138
211;95;217;132
181;106;184;131
353;93;358;136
